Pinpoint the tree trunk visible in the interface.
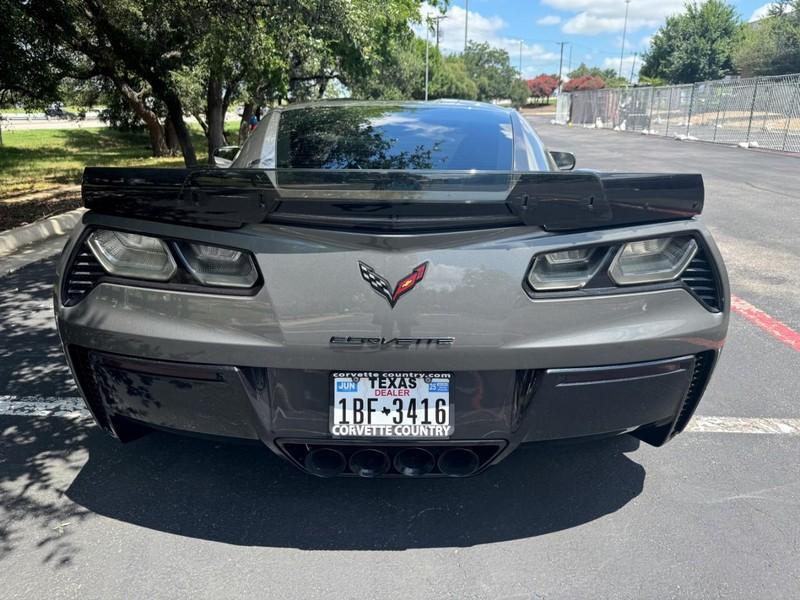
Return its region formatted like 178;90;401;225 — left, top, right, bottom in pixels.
221;81;237;146
205;76;226;165
238;102;254;145
164;115;180;156
115;79;166;157
160;90;196;167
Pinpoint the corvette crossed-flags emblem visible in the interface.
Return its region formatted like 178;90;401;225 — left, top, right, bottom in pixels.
357;261;428;308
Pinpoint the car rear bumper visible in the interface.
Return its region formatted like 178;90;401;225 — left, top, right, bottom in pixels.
63;345;717;476
55;216;728;476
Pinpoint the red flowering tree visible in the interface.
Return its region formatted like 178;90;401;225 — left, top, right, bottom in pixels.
526;74;559;104
563;75;606;92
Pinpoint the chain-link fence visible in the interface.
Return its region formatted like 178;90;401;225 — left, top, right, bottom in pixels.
555;73;800;153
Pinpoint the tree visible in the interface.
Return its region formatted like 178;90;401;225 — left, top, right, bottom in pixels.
349;35;477;101
527;74;559;104
734;1;800;76
567;63;617;81
566;63;628;88
462;42;518;101
509;79;530;107
563;75;606;92
639;0;742;84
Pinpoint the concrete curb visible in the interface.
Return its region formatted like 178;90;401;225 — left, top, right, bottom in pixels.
0;208;86;258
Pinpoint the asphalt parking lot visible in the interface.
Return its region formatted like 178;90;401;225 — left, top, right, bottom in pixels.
1;119;799;599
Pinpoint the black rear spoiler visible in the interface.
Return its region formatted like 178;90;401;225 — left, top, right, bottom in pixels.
81;167;703;231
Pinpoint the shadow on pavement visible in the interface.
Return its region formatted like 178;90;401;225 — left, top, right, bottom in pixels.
1;415;645;560
0;258;77;396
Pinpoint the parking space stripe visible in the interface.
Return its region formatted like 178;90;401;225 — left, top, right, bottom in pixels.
1;396;800;435
686;416;800;434
731;295;800;352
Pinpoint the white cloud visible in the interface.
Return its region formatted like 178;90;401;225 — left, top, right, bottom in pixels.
542;0;685;35
536;15;562;26
639;35;653;49
416;4;560;64
749;2;794;22
603;56;640;81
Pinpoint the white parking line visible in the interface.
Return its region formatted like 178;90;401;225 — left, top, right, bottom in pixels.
685;416;800;434
1;396;800;435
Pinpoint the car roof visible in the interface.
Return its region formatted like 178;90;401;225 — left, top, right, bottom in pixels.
274;99;513;116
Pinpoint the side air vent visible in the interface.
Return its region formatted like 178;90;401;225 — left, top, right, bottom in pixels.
672;351;715;437
681;246;722;311
63;244;105;306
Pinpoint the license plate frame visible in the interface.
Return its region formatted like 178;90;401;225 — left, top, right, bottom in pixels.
330;371;453;439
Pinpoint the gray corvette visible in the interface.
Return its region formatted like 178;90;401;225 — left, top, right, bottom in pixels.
54;100;729;477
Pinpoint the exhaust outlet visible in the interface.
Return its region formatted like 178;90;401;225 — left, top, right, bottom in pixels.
349;449;390;477
437;448;480;477
304;447;346;477
393;448;435;477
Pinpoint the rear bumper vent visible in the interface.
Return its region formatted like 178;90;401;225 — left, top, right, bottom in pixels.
62;244;104;306
671;350;715;437
681;246;723;311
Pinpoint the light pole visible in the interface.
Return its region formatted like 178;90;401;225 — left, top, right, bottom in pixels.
425;15;447;101
619;0;631;77
519;40;523;79
464;0;469;51
425;18;430;100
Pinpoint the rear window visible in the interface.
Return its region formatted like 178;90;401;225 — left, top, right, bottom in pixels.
275;104;513;170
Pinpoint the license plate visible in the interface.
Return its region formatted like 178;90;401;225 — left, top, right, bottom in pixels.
330;372;452;438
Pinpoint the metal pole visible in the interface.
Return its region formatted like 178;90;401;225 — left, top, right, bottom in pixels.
745;78;760;144
781;76;800;151
619;0;631;77
686;84;696;137
711;83;722;142
629;52;637;84
519;40;523;79
464;0;469;52
425;20;430;101
664;85;674;136
557;42;566;92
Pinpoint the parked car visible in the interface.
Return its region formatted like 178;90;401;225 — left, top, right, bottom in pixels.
55;100;729;477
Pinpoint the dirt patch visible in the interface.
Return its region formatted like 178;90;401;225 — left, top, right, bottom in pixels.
0;185;81;232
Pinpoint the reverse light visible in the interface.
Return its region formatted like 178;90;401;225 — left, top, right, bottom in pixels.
175;242;258;288
87;229;177;281
609;236;697;285
527;247;607;291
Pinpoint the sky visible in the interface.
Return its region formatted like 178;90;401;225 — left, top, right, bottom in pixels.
417;0;778;82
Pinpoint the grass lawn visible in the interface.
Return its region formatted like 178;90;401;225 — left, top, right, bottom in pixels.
0;124;238;199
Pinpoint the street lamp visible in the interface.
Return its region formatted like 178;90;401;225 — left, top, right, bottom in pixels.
425;15;447;101
619;0;631;78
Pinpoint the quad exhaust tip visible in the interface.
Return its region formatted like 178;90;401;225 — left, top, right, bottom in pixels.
304;447;346;477
393;448;436;477
437;448;480;477
349;448;391;477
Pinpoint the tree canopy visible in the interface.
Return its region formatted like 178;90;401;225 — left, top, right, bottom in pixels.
639;0;742;84
734;1;800;77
